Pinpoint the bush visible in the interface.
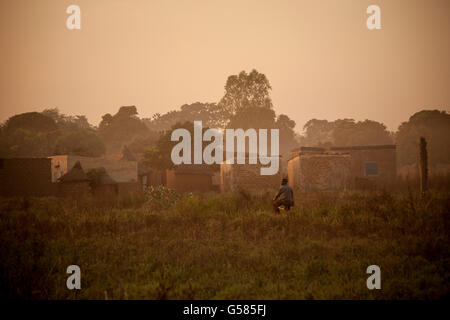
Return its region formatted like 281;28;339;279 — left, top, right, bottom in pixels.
143;186;181;212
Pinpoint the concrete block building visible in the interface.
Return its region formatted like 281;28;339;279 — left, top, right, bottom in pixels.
288;145;397;191
330;145;397;189
288;152;351;191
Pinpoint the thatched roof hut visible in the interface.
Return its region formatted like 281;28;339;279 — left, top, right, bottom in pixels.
58;161;88;182
96;167;117;185
90;167;118;197
57;161;90;197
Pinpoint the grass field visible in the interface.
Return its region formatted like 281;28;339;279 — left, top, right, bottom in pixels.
0;188;449;299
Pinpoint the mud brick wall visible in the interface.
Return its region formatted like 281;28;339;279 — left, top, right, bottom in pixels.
139;170;163;190
331;146;397;189
117;182;141;195
166;170;213;193
287;156;300;190
289;153;351;191
220;163;282;193
288;145;397;191
57;181;90;198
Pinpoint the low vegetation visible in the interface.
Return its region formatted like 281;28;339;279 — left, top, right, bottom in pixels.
0;188;449;299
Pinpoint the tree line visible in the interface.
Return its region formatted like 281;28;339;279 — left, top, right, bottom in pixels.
0;69;448;170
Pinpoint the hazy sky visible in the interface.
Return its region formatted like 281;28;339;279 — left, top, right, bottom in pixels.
1;0;449;132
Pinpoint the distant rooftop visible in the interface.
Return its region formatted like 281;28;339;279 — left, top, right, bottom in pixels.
289;144;396;160
58;161;89;182
330;145;396;151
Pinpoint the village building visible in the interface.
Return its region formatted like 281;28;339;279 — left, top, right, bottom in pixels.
166;164;214;193
138;162;164;192
220;153;282;193
287;150;351;191
57;161;90;198
48;154;138;184
329;145;397;189
110;147;165;193
90;167;118;198
288;145;397;191
0;158;54;197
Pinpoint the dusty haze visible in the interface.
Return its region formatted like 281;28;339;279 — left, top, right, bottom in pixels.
0;0;449;131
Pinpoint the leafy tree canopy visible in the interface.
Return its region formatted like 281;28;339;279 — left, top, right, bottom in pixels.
4;112;57;134
54;129;105;157
300;118;393;147
0;108;106;158
220;70;297;156
145;102;225;132
98;106;149;154
143;121;219;172
218;69;273;125
41;108;105;157
396;110;450;167
42;108;91;130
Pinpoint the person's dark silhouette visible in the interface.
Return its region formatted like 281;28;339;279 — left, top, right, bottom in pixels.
272;178;294;213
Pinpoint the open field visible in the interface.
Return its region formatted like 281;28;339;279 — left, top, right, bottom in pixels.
0;188;449;300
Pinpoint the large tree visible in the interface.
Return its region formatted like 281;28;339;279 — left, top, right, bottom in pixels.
276;114;299;155
3;112;58;135
0;109;107;158
226;106;277;130
42;108;105;157
143;121;219;171
300;119;337;147
54;129;105;157
0;112;58;157
98;106;149;154
143;70;297;167
218;69;273;127
220;69;297;157
396;110;450;168
333;119;393;146
300;118;393;147
42;108;91;129
144;102;226;132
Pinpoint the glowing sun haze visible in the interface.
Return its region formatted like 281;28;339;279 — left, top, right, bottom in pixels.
0;0;449;131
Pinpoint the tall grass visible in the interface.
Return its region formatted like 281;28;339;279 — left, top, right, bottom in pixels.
0;188;448;299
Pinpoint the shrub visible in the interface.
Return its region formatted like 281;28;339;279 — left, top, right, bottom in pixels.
143;186;180;212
